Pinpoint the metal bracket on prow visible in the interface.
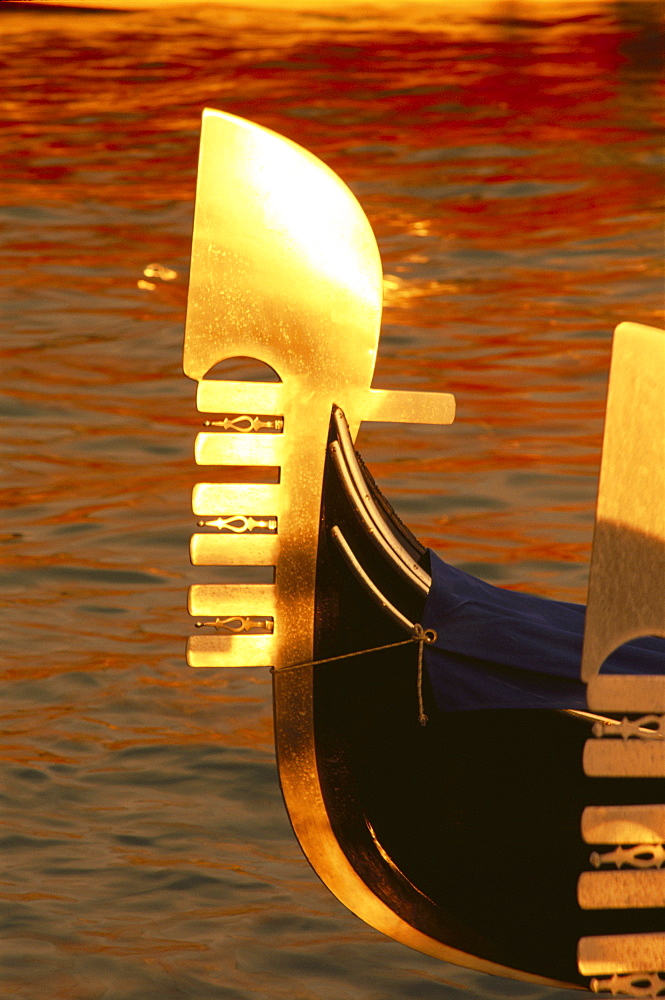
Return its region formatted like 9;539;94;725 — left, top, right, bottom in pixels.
577;322;665;992
183;110;455;673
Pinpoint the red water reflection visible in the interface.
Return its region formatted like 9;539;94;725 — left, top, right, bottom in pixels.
0;6;662;993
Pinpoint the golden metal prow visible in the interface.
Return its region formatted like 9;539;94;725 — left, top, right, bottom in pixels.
183;109;454;673
578;321;665;987
582;321;665;687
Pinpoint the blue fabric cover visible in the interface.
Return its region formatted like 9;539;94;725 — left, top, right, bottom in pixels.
422;549;665;712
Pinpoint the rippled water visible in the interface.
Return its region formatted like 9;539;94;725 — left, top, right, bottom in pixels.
1;2;663;997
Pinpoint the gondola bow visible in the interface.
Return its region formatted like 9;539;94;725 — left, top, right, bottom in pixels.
183;111;665;995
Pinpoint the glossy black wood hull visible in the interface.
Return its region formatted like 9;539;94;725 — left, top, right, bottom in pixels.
308;421;663;989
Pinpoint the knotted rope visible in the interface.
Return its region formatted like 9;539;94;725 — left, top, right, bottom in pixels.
412;623;438;726
270;624;438;726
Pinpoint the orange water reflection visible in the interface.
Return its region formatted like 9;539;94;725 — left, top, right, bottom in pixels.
0;3;663;996
1;0;662;724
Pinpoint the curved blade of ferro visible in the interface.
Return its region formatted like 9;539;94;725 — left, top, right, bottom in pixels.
183;109;455;674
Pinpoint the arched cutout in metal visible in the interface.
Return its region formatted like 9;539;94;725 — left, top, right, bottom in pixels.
202;356;281;382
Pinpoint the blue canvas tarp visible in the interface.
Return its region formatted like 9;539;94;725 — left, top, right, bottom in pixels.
422;549;665;712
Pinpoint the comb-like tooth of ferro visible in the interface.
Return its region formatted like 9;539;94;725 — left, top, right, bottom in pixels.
578;932;665;976
577;870;665;910
195;432;285;466
187;632;278;668
587;677;665;714
192;484;281;517
582;806;665;845
583;739;665;778
196;380;283;416
582;738;665;780
190;533;281;566
188;583;276;618
187;583;278;667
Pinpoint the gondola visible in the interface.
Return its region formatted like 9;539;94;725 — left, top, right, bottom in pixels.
182;110;665;996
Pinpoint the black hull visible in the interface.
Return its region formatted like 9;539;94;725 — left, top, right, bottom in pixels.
184;111;665;994
307;412;663;989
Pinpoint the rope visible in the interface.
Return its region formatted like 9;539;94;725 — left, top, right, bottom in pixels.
413;624;438;726
271;624;438;726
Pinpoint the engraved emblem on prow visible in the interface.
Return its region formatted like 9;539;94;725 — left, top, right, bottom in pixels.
183;109;454;672
592;716;664;740
590;846;665;871
577;323;665;993
195;616;274;634
197;516;277;534
590;973;665;997
203;415;284;433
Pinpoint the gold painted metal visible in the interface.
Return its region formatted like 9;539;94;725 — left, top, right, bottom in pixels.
583;740;665;778
192;484;281;517
582;806;665;845
188;583;276;618
195;616;274;634
587;677;665;714
590;972;665;997
582;322;665;682
592;716;664;740
203;415;284;432
190;533;280;565
197;515;277;532
197;380;283;414
568;709;643;730
578;871;665;910
578;934;665;976
185;108;454;674
579;322;665;989
187;633;277;668
195;432;286;466
590;846;665;870
183;111;570;987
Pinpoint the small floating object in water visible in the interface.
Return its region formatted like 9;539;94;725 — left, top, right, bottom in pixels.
143;262;177;281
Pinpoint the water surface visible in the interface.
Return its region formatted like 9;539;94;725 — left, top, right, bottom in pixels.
1;2;663;998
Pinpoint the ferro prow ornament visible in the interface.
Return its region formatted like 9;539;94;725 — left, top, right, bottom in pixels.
181;109;502;975
578;322;665;995
183;109;454;671
183;111;665;994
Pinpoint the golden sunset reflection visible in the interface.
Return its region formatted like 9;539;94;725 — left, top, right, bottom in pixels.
1;1;663;996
